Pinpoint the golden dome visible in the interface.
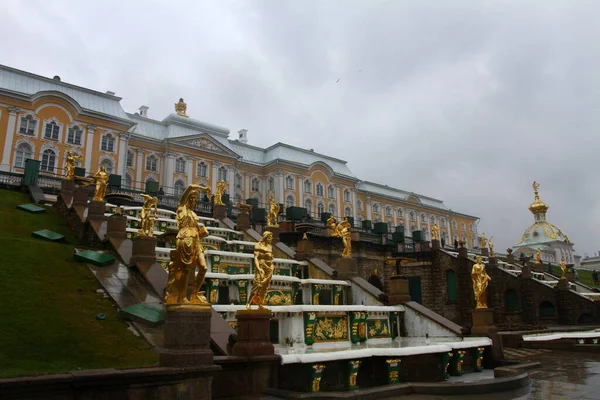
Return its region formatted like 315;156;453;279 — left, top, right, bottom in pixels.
528;181;549;215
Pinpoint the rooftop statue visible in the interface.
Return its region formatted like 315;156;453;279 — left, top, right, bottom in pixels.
266;195;280;227
137;194;158;237
64;151;83;180
246;231;274;310
472;256;491;309
164;183;212;304
175;97;188;117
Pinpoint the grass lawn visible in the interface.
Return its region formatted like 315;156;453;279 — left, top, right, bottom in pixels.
0;189;157;378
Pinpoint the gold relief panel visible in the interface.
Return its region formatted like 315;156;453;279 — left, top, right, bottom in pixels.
313;314;349;342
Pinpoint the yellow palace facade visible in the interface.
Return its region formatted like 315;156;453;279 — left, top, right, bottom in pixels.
0;64;479;247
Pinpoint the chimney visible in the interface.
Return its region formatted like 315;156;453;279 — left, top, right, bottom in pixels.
238;129;248;144
106;91;116;96
139;105;149;117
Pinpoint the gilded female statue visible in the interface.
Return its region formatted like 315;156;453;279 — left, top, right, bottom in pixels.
266;195;280;227
472;256;491;308
137;194;158;237
327;217;352;258
247;231;274;310
535;248;542;264
65;151;83;180
488;236;495;257
164;183;212;304
560;258;567;279
92;165;109;201
480;233;487;248
214;180;227;206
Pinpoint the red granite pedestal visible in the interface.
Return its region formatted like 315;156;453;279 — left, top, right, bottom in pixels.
388;275;411;304
213;204;227;220
231;309;275;357
130;235;157;266
471;308;497;335
336;257;358;279
87;200;106;222
266;225;280;243
61;179;75;193
73;187;89;207
295;236;314;261
105;214;127;240
237;213;251;231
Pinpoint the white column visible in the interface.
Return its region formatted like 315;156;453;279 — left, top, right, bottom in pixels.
117;133;128;176
0;107;17;171
245;175;250;200
165;153;175;194
448;213;453;241
228;167;235;198
277;173;284;204
336;185;341;219
84;125;95;173
136;151;143;190
352;189;357;222
298;175;304;207
366;197;372;220
211;163;219;193
186;157;193;185
261;176;267;206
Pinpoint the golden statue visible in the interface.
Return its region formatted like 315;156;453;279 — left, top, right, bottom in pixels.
535;248;542;264
246;231;274;310
137;194;158;237
564;235;570;244
65;151;83;180
91;165;109;201
327;216;352;258
267;195;280;227
533;181;540;197
480;232;487;248
175;97;188;117
431;224;439;240
213;180;227;206
560;258;568;279
164;183;212;304
472;256;491;308
488;236;495;257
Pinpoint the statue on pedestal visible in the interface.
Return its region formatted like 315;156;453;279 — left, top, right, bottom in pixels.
65;151;83;180
488;236;495;257
327;216;352;258
165;183;212;304
266;195;280;227
535;248;542;264
175;98;188;117
213;180;227;206
560;258;567;279
137;194;158;237
247;231;274;310
472;256;491;309
480;233;487;248
431;224;439;240
91;165;109;201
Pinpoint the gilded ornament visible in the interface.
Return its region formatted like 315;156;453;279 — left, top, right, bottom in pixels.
266;195;280;227
327;216;352;258
535;248;542;264
480;232;487;248
560;258;567;279
137;194;158;237
472;256;491;309
431;224;439;240
164;183;212;304
64;151;83;180
246;231;274;310
314;316;348;341
213;180;227;206
488;236;495;257
91;165;109;201
175;97;188;117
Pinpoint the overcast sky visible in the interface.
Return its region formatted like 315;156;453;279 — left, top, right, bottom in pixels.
2;0;599;256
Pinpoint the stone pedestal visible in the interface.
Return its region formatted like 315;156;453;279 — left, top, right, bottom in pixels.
431;239;440;250
506;253;515;264
213;204;227;220
521;264;532;279
61;179;75;193
231;309;275;357
388;276;411;304
480;247;489;257
131;235;157;266
159;304;213;367
237;213;251;231
296;237;314;261
336;257;358;280
73;187;89;207
471;308;497;336
566;270;575;282
532;262;543;273
105;214;127;240
558;277;570;290
266;225;280;243
87;200;106;221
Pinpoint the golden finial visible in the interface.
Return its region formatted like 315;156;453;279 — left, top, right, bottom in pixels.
175;98;188;117
529;180;549;215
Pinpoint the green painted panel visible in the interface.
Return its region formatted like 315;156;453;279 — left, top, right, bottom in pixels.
17;204;46;213
367;319;390;339
120;303;164;326
73;249;115;267
446;269;457;302
505;289;520;312
31;229;65;242
408;276;422;304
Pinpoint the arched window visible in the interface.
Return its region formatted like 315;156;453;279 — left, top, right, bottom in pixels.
175;158;186;173
197;162;207;177
101;133;115;152
218;166;228;181
505;289;520;312
174;180;185;197
441;218;446;227
126;150;134;167
410;224;416;232
469;223;474;232
125;174;133;189
397;209;404;219
430;216;436;225
373;204;380;213
18;115;36;135
235;173;242;188
461;222;466;231
343;189;350;202
41;149;56;172
328;203;335;216
453;233;459;242
100;159;113;175
386;206;392;216
67;125;83;145
146;176;157;183
286;175;294;190
409;211;415;221
146;155;158;172
462;235;467;244
420;214;426;223
344;207;352;217
316;183;324;196
446;270;457;302
251;178;260;192
268;177;275;191
327;185;335;198
357;200;362;210
387;220;393;232
304;180;312;194
14;143;32;168
304;199;312;214
452;220;457;229
286;195;294;208
44;121;60;140
317;202;324;219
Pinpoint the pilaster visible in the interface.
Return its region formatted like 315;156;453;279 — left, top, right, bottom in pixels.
117;132;129;177
84;124;96;173
135;150;143;190
165;152;175;194
0;106;19;171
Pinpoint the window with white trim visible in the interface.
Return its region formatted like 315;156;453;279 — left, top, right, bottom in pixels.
175;158;186;173
398;209;404;219
440;218;446;227
304;180;312;194
344;207;351;217
146;155;158;172
235;174;242;188
357;200;362;210
452;220;457;229
268;177;274;191
44;121;60;140
469;223;474;232
67;126;82;145
316;183;324;196
304;198;312;213
251;178;260;192
100;159;113;175
387;220;393;232
317;202;324;219
327;185;335;199
101;134;115;152
386;206;392;216
125;174;133;189
409;211;415;221
41;149;56;172
14;143;32;168
19;115;36;135
174;180;185;197
218;166;227;181
461;222;466;231
373;204;380;213
328;203;335;216
234;193;242;204
420;214;426;223
126;150;134;167
344;189;350;202
197;162;207;177
286;175;294;190
286;195;294;208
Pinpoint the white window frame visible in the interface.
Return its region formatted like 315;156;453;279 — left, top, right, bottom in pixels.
175;157;186;173
327;185;335;199
251;178;260;192
304;180;312;194
43;119;61;141
197;162;207;177
40;148;57;173
101;133;115;152
126;150;134;167
66;125;83;146
286;175;294;190
343;189;350;202
14;142;33;168
316;183;324;197
286;195;294;208
174;180;186;197
100;158;114;175
146;155;158;172
218;166;228;181
18;114;37;136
